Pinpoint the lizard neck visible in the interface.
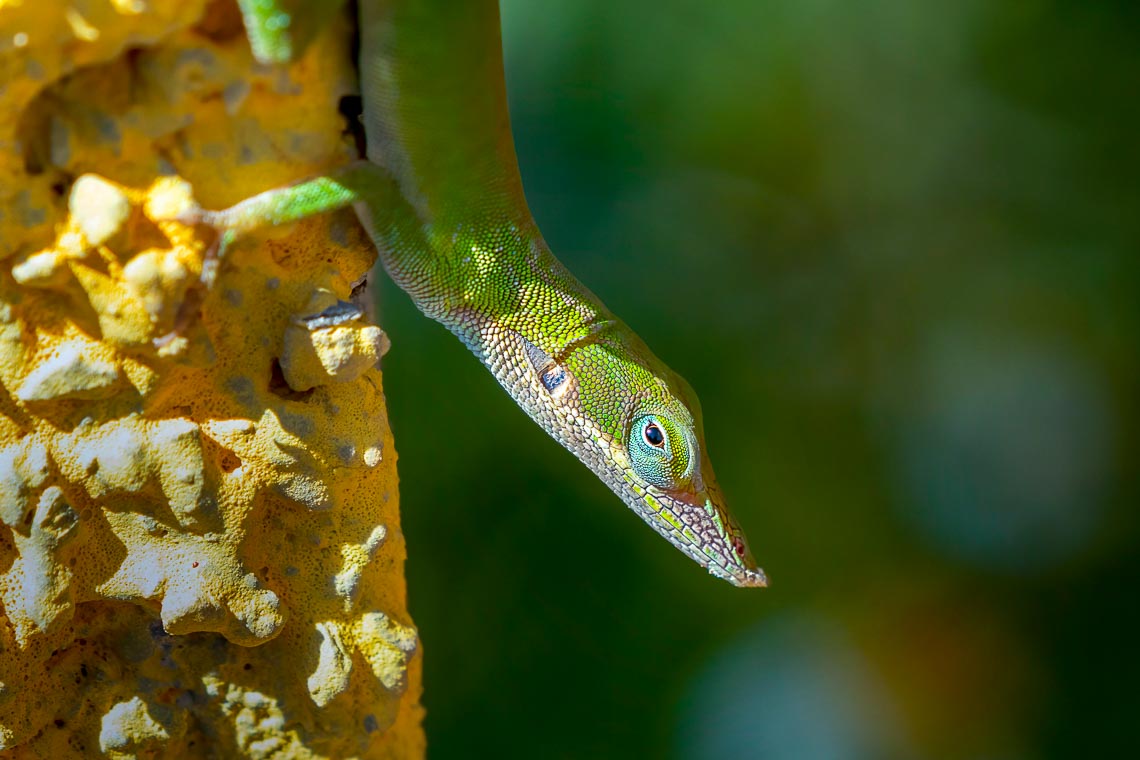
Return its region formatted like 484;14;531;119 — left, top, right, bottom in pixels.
358;0;525;232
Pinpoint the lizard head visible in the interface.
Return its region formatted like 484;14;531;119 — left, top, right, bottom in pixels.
473;236;767;587
613;375;768;588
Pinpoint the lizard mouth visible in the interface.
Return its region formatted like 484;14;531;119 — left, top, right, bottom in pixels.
640;486;768;588
715;563;769;588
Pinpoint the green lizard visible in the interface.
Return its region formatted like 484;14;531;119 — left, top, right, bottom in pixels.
205;0;767;587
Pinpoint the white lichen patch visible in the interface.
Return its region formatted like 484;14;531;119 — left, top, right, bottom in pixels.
10;249;73;288
308;621;354;707
0;436;50;528
55;415;218;531
0;485;86;645
334;524;388;611
122;247;195;321
16;337;121;401
208;409;334;512
69;173;132;247
359;612;419;693
212;681;309;759
99;696;186;759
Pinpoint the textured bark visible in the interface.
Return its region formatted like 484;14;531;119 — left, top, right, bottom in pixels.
0;2;423;756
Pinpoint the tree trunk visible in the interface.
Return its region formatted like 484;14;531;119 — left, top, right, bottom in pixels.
0;2;423;756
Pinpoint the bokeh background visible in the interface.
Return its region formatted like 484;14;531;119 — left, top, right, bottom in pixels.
376;1;1139;757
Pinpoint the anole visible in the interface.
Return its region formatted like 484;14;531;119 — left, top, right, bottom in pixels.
199;0;767;587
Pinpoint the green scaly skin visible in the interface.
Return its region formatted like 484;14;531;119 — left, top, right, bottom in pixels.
217;0;767;587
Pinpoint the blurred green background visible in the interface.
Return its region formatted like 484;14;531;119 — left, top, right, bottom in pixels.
376;0;1138;757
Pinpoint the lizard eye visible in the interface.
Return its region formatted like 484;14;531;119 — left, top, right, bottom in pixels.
628;414;694;490
643;422;665;448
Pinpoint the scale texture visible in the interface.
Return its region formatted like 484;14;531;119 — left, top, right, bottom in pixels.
353;0;766;586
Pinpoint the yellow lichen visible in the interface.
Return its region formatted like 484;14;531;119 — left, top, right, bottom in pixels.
0;3;424;757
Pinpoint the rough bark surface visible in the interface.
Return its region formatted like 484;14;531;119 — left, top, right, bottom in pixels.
0;2;423;756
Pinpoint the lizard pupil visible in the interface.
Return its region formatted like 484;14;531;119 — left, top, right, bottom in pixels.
644;422;665;448
732;537;746;557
